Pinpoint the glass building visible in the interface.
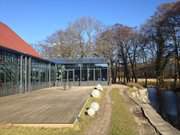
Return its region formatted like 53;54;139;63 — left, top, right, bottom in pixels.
0;22;108;97
0;22;56;96
53;58;108;86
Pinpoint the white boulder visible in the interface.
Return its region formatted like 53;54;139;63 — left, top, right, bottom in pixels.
130;87;149;104
131;92;136;98
133;86;138;91
91;89;101;98
96;84;103;91
87;108;95;117
137;88;149;103
90;102;100;112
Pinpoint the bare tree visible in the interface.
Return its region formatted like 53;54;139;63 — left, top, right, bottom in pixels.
68;16;104;57
39;16;103;58
127;31;142;83
96;28;116;84
141;2;176;88
112;24;134;83
159;1;180;88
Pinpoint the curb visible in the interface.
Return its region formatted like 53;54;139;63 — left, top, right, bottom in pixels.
73;95;92;125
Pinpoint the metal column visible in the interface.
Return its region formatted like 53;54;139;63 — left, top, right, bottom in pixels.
100;68;102;81
73;69;75;85
93;68;96;85
20;55;23;93
38;66;41;89
24;56;27;92
67;70;69;88
87;68;89;84
28;57;31;92
49;63;51;87
106;67;108;84
55;64;57;86
79;65;82;86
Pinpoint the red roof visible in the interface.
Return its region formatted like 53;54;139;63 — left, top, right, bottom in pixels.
0;22;40;58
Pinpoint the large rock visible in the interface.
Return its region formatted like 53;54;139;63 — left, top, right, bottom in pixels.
96;84;103;91
131;88;149;103
133;86;138;91
87;108;95;117
90;102;100;112
91;89;101;98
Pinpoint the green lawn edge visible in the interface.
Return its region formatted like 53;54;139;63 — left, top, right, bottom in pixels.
111;88;138;135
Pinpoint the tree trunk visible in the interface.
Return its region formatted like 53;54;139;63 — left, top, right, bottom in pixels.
108;60;112;85
144;72;147;87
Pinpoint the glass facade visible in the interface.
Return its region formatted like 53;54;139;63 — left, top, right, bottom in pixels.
0;48;20;96
30;58;56;90
0;47;56;97
55;60;108;86
0;48;108;96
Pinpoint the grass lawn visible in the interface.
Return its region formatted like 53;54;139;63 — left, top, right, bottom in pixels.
111;88;138;135
0;90;105;135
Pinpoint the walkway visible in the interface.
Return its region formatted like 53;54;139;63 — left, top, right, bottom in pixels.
84;86;112;135
0;87;92;124
84;85;157;135
115;85;157;135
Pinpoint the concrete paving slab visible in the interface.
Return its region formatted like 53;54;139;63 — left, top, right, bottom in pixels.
0;86;92;124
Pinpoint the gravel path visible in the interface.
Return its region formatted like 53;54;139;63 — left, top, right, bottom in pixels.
84;87;112;135
83;84;158;135
117;85;158;135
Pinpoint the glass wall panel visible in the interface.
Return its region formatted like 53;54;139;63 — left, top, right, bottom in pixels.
31;58;55;90
55;62;108;85
0;47;56;96
88;69;94;81
0;48;20;96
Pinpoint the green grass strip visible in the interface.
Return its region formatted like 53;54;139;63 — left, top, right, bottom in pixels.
111;88;138;135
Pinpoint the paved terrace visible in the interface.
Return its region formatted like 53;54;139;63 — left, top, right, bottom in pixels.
0;86;92;124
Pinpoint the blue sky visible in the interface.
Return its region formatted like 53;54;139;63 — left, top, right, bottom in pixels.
0;0;175;44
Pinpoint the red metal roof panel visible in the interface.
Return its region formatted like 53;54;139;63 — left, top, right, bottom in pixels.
0;22;41;58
